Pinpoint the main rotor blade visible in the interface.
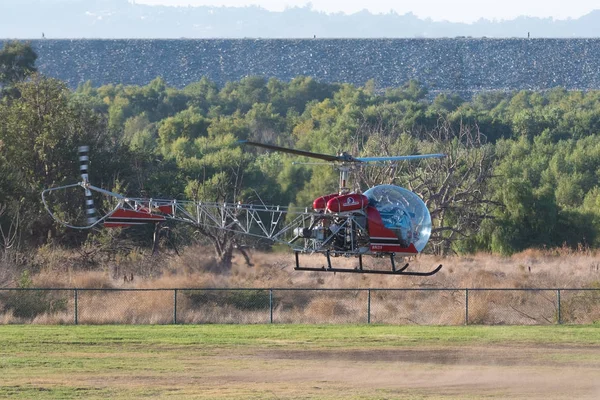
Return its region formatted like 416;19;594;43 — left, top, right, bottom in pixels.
239;140;341;162
240;141;445;163
356;153;446;162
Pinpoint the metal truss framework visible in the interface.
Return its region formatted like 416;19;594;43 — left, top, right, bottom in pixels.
43;182;367;254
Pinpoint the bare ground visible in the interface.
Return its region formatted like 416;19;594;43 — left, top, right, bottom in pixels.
10;343;600;399
242;344;600;399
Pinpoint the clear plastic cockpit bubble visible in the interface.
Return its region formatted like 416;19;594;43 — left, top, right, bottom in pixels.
363;185;432;252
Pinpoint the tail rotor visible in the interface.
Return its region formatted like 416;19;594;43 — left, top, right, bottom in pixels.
78;146;98;225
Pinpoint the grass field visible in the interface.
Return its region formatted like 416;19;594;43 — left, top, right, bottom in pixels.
1;325;600;399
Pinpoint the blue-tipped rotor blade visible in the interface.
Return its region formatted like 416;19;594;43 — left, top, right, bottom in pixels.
356;154;446;162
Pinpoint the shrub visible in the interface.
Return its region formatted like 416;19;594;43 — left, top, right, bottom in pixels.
184;289;270;311
0;271;68;319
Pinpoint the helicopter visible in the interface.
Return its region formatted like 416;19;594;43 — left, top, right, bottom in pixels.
42;143;445;276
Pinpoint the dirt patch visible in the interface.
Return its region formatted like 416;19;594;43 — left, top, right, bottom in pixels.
259;344;600;367
235;344;600;399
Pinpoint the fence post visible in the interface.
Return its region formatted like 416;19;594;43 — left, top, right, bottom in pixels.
269;289;273;324
74;289;78;325
557;289;561;325
465;289;469;325
367;289;371;324
173;289;178;324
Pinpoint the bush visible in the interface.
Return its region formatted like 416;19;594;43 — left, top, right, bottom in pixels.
0;271;68;319
184;289;270;311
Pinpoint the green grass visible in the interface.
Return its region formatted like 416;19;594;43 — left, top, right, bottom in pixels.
1;325;599;399
2;324;598;349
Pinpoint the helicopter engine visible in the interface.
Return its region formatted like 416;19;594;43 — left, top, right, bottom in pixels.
293;193;370;251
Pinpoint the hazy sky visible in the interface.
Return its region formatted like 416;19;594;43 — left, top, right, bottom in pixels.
136;0;599;23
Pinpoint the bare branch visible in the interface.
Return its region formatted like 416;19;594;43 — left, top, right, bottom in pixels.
354;114;496;255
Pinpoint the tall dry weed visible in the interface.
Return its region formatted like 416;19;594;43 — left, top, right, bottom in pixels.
77;290;173;324
3;244;600;292
303;297;350;320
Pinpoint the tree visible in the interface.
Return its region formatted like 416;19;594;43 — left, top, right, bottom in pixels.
183;76;219;113
0;41;37;96
0;75;112;245
431;93;464;113
357;117;497;255
486;133;600;253
184;135;254;269
384;80;428;102
158;107;210;157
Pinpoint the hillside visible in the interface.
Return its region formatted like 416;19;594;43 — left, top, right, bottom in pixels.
6;38;600;92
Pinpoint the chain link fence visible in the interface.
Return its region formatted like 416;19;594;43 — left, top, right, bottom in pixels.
0;288;599;325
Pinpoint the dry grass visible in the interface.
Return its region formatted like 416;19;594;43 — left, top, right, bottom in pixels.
17;243;600;291
10;244;600;294
1;245;600;325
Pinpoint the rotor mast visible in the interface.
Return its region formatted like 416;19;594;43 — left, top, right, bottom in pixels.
338;165;351;194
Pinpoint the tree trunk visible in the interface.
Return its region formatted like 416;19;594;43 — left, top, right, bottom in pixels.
213;239;234;271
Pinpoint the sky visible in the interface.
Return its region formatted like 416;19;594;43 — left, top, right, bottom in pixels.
135;0;599;23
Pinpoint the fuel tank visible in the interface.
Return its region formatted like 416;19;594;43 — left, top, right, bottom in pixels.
313;193;339;211
326;193;369;213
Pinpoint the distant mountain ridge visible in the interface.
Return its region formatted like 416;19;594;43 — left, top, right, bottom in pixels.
1;0;599;38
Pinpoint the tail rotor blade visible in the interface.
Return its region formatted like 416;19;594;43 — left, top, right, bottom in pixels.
79;146;90;183
78;146;97;225
84;188;97;225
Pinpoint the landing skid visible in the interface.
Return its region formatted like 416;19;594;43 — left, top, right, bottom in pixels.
294;251;442;276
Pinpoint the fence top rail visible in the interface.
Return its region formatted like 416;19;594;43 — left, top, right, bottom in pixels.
1;287;600;292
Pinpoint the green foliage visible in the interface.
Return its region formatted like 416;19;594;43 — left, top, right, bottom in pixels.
484;131;600;253
1;271;68;318
0;75;114;244
0;41;37;95
385;79;428;102
432;93;464;113
158;107;209;157
184;289;270;311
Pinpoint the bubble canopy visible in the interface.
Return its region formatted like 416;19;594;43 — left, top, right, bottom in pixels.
363;185;432;252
